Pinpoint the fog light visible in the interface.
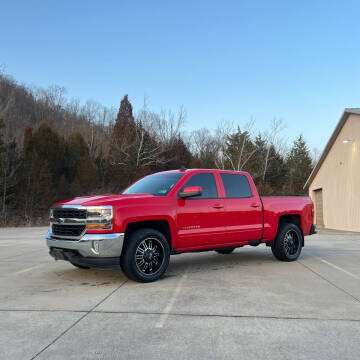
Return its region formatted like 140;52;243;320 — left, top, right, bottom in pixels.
93;240;100;254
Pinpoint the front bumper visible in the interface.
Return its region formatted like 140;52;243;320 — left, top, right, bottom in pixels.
46;228;125;269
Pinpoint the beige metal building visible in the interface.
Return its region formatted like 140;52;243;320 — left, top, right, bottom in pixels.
304;108;360;232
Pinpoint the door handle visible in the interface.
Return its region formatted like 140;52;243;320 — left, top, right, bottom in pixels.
250;203;260;208
213;204;224;209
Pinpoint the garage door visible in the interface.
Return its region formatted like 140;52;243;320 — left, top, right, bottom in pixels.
313;188;324;227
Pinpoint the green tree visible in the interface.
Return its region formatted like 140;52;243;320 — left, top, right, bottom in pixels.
70;155;98;196
161;137;192;170
60;132;98;199
107;95;161;191
223;127;257;172
107;95;137;191
112;94;137;141
24;123;65;188
64;132;91;183
286;135;313;195
19;123;65;220
265;145;287;192
0;118;4;176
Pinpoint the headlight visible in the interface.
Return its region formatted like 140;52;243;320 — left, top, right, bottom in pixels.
86;206;113;231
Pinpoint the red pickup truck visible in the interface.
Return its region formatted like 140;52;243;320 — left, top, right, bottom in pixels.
47;168;316;282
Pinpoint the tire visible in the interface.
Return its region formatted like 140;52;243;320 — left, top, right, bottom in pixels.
70;262;90;269
120;228;170;282
215;248;235;254
271;222;303;261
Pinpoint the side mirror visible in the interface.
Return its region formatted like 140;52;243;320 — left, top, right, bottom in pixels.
179;186;202;199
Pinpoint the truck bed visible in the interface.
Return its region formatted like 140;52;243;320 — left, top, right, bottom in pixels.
261;196;313;241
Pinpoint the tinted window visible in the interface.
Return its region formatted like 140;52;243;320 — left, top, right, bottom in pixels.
181;173;218;199
123;173;184;196
221;174;252;198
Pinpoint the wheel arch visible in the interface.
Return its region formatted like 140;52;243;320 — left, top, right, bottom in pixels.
124;220;172;248
278;214;304;246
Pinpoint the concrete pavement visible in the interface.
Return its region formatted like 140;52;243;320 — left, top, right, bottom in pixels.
1;227;360;359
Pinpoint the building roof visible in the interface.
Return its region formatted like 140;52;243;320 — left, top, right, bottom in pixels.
304;108;360;189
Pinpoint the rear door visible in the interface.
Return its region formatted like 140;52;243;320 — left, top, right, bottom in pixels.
220;173;263;242
176;172;226;248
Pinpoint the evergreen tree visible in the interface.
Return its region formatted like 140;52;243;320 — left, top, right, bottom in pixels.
286;135;313;195
61;132;98;199
112;94;137;145
64;132;90;183
24;123;65;188
252;134;267;184
0;118;4;176
19;123;65;219
263;145;287;194
23;125;33;150
249;134;288;195
71;155;98;196
107;95;161;191
224;127;257;172
161;137;192;170
107;95;138;191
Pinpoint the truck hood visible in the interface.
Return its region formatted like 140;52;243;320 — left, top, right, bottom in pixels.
54;193;154;207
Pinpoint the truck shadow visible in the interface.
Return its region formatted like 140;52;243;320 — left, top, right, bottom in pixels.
45;248;312;284
45;265;127;284
165;248;312;278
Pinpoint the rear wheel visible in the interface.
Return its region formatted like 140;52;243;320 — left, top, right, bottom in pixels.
121;228;170;282
271;222;302;261
215;248;235;254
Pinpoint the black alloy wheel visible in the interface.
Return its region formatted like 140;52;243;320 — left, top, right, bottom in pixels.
121;228;170;282
271;222;303;261
283;230;300;257
135;237;165;275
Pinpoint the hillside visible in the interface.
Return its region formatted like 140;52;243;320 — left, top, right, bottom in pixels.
0;73;313;225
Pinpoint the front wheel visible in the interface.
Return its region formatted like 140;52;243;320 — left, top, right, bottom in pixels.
271;223;303;261
120;228;170;282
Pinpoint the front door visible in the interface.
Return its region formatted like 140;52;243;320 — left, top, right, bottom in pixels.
176;173;226;249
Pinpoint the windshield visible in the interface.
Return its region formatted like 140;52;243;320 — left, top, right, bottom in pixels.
122;173;184;196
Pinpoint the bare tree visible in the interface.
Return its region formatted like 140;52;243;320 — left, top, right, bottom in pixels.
259;118;285;181
0;91;15;221
134;101;187;168
137;100;186;145
311;147;320;166
219;120;257;171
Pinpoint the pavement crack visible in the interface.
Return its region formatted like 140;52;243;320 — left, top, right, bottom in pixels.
29;280;128;360
298;260;360;304
2;308;360;323
91;310;360;323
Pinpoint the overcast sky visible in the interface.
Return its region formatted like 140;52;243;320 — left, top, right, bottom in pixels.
1;0;359;152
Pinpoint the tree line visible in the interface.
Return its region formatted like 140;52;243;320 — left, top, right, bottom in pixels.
0;72;314;226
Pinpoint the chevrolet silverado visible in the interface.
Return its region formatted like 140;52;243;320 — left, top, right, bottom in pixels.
47;168;316;282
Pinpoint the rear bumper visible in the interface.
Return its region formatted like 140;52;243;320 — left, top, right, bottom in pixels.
46;228;124;269
309;224;317;235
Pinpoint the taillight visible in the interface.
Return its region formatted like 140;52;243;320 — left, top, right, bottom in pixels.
311;205;314;218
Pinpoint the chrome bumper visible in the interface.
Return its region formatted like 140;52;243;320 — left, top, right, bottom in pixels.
46;228;125;258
